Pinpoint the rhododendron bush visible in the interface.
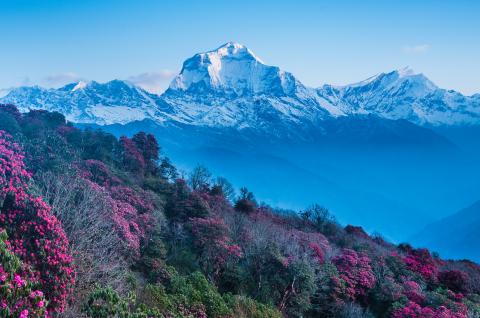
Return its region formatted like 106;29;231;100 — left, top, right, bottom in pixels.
332;248;376;302
80;169;155;258
0;231;48;317
402;247;438;282
189;216;242;278
391;301;467;318
0;131;74;313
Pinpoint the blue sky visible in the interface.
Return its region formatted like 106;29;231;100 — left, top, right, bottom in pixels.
1;0;479;95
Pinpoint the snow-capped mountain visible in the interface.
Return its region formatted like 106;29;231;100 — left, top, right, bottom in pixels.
0;79;171;125
1;42;479;129
317;67;480;125
169;42;287;96
162;42;334;129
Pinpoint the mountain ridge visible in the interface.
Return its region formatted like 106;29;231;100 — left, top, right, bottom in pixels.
1;42;479;128
412;200;480;262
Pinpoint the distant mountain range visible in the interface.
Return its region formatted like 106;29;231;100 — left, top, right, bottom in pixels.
2;42;479;130
412;201;480;262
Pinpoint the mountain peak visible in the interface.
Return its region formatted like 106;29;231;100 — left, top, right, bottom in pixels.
347;67;437;92
72;81;88;91
396;66;416;77
167;42;301;97
217;41;245;49
210;42;264;63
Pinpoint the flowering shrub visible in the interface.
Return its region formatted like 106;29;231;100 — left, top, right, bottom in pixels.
132;132;159;175
423;288;468;317
0;131;30;203
82;159;121;187
391;301;467;318
402;281;425;304
345;225;370;240
109;198;143;254
189;217;241;277
309;242;325;264
438;270;469;293
0;231;48;317
83;286;161;318
402;248;438;282
107;188;155;257
110;186;154;214
77;174;156;259
0;131;74;312
120;136;145;174
332;249;376;302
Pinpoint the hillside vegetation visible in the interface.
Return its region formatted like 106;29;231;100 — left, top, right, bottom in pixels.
1;104;480;318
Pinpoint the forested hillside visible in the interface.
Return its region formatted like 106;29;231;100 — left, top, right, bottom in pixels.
1;103;480;318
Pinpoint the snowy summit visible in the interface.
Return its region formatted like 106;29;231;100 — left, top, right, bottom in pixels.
1;42;480;127
168;42;302;98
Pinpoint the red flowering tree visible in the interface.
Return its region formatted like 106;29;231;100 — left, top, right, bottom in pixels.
110;185;154;214
120;136;145;174
0;131;74;313
332;249;376;303
402;248;438;283
189;217;241;278
132;132;159;175
80;161;156;259
82;159;121;187
80;180;151;259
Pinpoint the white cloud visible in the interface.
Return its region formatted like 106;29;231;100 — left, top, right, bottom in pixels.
42;72;84;87
403;44;430;54
127;70;176;94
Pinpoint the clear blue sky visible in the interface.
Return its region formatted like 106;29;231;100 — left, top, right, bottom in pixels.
1;0;479;95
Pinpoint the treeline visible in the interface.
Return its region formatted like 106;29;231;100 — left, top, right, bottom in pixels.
1;104;480;318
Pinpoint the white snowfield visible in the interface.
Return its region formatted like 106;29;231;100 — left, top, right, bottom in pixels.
1;42;479;128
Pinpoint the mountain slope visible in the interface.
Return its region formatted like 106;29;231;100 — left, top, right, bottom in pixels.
3;104;480;318
2;42;478;128
412;201;480;262
77;115;460;241
161;42;335;130
0;80;171;125
317;67;480;125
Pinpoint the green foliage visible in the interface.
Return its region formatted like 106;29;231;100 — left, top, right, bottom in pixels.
243;244;316;317
83;286;161;318
139;211;168;283
0;111;21;134
223;294;282;318
463;293;480;317
87;271;283;318
85;271;233;318
169;271;231;317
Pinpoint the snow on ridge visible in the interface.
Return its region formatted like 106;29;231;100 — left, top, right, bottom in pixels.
168;42;291;95
72;81;88;91
1;43;479;128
